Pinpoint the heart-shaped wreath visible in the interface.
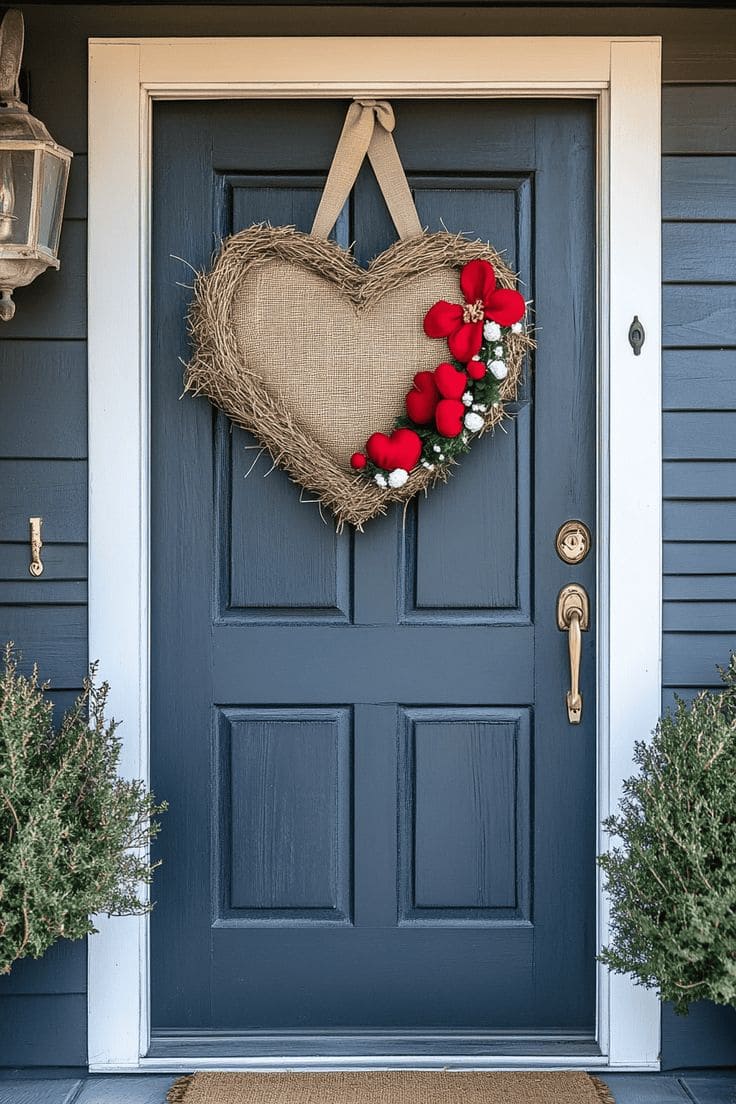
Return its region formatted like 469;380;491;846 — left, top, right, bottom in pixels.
184;100;533;529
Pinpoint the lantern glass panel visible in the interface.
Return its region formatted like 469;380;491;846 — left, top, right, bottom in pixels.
37;150;69;255
0;149;34;246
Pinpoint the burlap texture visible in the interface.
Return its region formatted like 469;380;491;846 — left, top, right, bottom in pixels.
167;1070;615;1104
232;260;461;469
186;225;532;530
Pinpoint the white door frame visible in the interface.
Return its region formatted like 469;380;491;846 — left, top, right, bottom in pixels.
87;35;662;1072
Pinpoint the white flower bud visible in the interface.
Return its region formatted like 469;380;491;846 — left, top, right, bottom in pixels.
374;472;387;488
438;453;445;461
483;321;501;342
511;321;523;334
494;345;504;357
464;412;484;433
388;468;409;489
462;391;473;407
433;444;441;453
489;359;508;380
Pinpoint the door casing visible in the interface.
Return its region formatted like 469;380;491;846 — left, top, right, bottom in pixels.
86;35;662;1072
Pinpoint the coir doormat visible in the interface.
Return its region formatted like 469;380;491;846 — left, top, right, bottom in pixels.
167;1070;614;1104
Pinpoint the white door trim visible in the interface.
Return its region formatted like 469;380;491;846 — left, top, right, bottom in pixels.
87;35;662;1072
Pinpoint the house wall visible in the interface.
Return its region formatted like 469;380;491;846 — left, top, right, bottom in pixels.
0;1;734;1072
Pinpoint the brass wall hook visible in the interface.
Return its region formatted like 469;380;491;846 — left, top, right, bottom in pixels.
29;515;43;576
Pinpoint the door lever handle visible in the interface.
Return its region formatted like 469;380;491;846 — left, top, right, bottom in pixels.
557;584;590;724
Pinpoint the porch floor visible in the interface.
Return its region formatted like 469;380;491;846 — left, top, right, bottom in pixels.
0;1071;734;1104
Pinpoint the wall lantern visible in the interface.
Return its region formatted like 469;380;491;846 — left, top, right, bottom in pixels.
0;10;71;321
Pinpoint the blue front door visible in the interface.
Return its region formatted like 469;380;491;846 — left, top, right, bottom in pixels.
149;98;597;1052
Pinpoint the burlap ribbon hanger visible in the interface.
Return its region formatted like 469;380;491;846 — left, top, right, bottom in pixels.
311;99;423;241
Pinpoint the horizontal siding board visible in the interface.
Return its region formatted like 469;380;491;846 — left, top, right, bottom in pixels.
0;461;87;542
0;580;87;604
664;575;736;601
663;461;736;498
662;87;736;154
0;221;86;340
0;342;87;459
665;502;736;542
663;413;736;459
664;632;736;686
663;285;736;347
663;349;736;411
663;223;736;283
663;542;736;575
664;601;736;632
662;157;736;220
0;994;87;1066
0;543;87;581
0;941;85;997
0;606;87;689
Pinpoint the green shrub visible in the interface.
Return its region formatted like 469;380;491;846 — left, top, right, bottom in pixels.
599;655;736;1013
0;644;165;974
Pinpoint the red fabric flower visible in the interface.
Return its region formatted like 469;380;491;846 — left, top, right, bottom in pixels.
423;259;526;362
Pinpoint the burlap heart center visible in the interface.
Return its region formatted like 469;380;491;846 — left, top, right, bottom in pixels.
232;258;461;469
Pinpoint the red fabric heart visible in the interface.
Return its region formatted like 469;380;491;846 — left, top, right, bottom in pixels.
366;427;422;472
406;371;440;424
467;359;487;381
435;398;465;438
434;362;468;400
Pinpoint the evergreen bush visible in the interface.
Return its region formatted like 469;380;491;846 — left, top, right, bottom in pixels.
599;655;736;1013
0;644;165;974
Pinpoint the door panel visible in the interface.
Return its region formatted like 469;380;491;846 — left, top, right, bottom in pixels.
218;708;352;923
401;710;530;921
150;98;597;1047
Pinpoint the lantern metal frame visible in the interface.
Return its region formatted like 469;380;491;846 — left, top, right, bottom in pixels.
0;9;72;320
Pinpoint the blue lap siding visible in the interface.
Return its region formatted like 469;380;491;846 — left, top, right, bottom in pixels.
0;2;734;1070
659;82;736;1068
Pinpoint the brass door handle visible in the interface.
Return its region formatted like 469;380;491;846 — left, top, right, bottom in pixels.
557;584;589;724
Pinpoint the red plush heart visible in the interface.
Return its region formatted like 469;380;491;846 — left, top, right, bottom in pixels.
435;398;465;438
467;358;487;381
366;427;423;472
434;362;468;400
406;371;440;424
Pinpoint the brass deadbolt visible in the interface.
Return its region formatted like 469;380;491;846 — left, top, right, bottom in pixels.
555;520;592;565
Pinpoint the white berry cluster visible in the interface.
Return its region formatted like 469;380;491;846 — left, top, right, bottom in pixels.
374;468;409;489
464;412;484;433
